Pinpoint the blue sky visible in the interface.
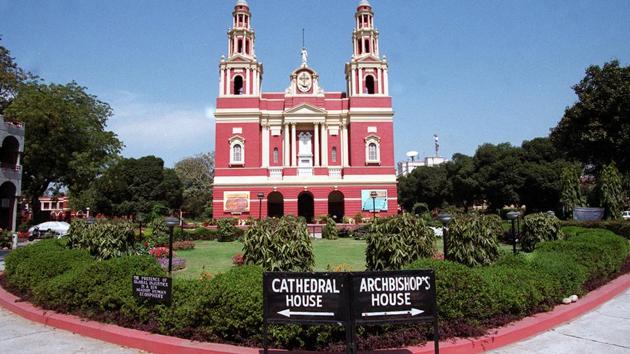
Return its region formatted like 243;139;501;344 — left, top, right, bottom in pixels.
1;0;629;166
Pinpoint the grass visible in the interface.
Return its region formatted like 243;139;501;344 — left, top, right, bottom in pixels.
174;236;517;278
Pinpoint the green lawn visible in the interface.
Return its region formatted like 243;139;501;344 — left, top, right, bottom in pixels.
174;237;516;278
174;238;367;278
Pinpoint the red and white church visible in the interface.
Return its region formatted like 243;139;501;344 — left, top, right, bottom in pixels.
212;0;397;222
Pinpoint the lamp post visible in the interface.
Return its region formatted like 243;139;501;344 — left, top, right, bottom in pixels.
370;191;378;220
506;211;520;255
257;192;265;220
86;207;90;219
165;216;179;275
438;213;452;260
137;213;145;236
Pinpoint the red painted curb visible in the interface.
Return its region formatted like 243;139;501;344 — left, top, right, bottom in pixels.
0;273;628;354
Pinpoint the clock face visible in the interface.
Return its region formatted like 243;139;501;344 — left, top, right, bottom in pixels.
297;71;312;93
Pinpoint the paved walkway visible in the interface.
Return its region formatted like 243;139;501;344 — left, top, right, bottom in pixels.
489;288;630;354
0;306;141;353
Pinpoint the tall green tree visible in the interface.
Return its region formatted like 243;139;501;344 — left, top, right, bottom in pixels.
473;143;523;210
0;40;34;113
86;155;183;216
445;153;479;209
174;152;214;218
560;165;584;218
550;60;630;172
4;82;122;219
598;162;623;220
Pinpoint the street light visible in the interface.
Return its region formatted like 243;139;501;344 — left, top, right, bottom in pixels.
438;213;452;261
257;192;265;220
86;207;90;218
370;191;378;220
137;213;145;236
506;211;521;255
165;216;179;275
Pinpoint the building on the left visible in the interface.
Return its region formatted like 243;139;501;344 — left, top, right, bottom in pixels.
0;114;24;232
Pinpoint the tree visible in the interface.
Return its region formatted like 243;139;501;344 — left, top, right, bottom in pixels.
550;60;630;172
398;165;448;211
598;162;623;220
560;165;584;218
86;156;183;217
0;40;34;113
473;143;523;210
174;152;214;218
445;153;479;209
4;82;122;220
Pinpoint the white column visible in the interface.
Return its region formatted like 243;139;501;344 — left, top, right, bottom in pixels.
283;123;289;167
314;123;320;167
291;123;297;167
342;123;349;167
350;68;356;96
358;68;363;95
321;124;328;167
377;68;382;94
261;124;269;167
219;68;225;96
384;68;389;95
11;197;17;233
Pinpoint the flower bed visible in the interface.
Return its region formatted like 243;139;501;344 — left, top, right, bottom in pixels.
0;227;628;351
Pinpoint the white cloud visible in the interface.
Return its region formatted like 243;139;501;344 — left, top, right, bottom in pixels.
105;91;215;167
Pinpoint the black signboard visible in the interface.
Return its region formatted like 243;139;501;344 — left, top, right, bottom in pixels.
263;272;349;324
132;275;172;304
262;270;439;354
350;270;436;324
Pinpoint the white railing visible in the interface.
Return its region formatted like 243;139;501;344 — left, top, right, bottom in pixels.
269;167;283;179
328;167;342;178
298;167;313;177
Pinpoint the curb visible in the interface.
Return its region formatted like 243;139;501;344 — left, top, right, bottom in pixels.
0;273;628;354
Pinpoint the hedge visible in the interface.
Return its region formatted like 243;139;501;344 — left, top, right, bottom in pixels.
1;227;628;351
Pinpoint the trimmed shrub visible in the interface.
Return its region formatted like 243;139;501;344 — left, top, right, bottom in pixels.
4;239;92;295
366;213;436;271
322;217;338;240
148;218;169;246
66;219;137;259
448;215;500;267
520;213;563;252
173;241;195;250
217;218;240;242
242;216;314;272
0;231;11;248
561;220;630;240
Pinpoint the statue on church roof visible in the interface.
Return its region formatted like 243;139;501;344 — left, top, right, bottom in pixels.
301;47;308;67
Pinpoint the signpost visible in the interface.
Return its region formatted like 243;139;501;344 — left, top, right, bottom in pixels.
132;275;172;304
262;270;438;354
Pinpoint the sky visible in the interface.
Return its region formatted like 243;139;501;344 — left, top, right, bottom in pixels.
1;0;630;166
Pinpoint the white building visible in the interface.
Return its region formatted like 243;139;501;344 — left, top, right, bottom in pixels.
397;156;447;177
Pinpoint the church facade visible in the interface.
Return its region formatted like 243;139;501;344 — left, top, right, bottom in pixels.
212;0;397;222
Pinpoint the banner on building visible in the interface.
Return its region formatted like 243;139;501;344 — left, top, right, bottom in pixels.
224;191;250;213
361;190;388;211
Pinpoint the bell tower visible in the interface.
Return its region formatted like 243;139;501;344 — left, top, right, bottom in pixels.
219;0;263;96
345;0;389;96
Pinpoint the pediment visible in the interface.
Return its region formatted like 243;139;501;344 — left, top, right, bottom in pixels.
227;53;255;62
284;103;326;115
356;54;382;62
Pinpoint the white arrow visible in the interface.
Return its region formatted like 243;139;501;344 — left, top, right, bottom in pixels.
361;308;424;317
278;309;335;318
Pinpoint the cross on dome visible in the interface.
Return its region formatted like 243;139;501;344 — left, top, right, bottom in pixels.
236;0;248;7
359;0;371;7
300;47;308;67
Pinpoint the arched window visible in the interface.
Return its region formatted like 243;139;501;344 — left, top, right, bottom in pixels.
237;38;243;53
273;147;279;164
233;144;242;162
365;135;381;164
229;136;245;165
365;75;375;94
364;38;370;53
233;75;244;95
331;147;337;163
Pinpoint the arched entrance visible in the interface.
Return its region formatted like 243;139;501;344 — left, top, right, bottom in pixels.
297;192;314;223
267;192;284;218
0;181;16;231
0;136;20;166
328;191;345;222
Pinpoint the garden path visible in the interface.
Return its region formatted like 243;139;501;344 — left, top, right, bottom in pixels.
0;306;142;353
489;288;630;354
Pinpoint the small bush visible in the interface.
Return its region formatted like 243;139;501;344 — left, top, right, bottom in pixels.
365;213;436;270
0;231;12;248
4;239;92;295
448;215;500;267
520;213;563;252
66;219;137;259
351;224;370;240
190;227;219;240
217;218;240;242
149;217;170;245
173;241;195;250
232;253;244;266
322;217;338;240
561;220;630;240
242;216;314;271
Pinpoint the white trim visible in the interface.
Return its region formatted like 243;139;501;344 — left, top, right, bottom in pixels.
365;135;381;164
214;174;396;186
229;136;245;165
